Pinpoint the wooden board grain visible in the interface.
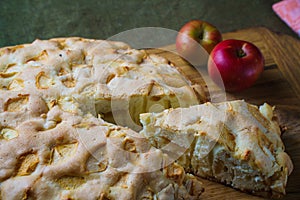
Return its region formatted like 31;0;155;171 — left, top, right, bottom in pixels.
146;27;300;199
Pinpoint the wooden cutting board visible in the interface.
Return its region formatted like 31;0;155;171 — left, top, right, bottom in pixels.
146;27;300;199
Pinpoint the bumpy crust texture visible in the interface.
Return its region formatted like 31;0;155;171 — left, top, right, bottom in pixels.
0;37;206;130
0;38;207;199
140;100;293;198
0;106;204;199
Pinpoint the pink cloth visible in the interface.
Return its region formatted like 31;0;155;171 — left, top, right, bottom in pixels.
273;0;300;36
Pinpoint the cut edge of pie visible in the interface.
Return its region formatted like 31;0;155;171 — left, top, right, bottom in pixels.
0;37;208;131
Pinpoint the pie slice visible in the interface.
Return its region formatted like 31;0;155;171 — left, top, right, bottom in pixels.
0;105;204;199
140;100;293;198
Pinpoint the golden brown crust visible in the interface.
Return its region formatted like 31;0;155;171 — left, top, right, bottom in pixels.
0;37;206;199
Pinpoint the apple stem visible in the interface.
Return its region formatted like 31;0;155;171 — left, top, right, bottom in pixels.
237;49;246;58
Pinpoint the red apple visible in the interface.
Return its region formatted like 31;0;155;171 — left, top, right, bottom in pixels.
176;20;222;65
208;39;264;92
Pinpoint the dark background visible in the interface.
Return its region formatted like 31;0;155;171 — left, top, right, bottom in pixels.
0;0;298;47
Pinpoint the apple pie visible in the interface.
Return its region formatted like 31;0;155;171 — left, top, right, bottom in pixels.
0;37;206;199
0;37;293;199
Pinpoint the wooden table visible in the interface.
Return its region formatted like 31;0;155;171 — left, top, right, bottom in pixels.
147;27;300;199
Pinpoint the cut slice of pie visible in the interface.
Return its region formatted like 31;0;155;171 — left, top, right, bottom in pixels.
140;100;293;198
0;105;204;200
